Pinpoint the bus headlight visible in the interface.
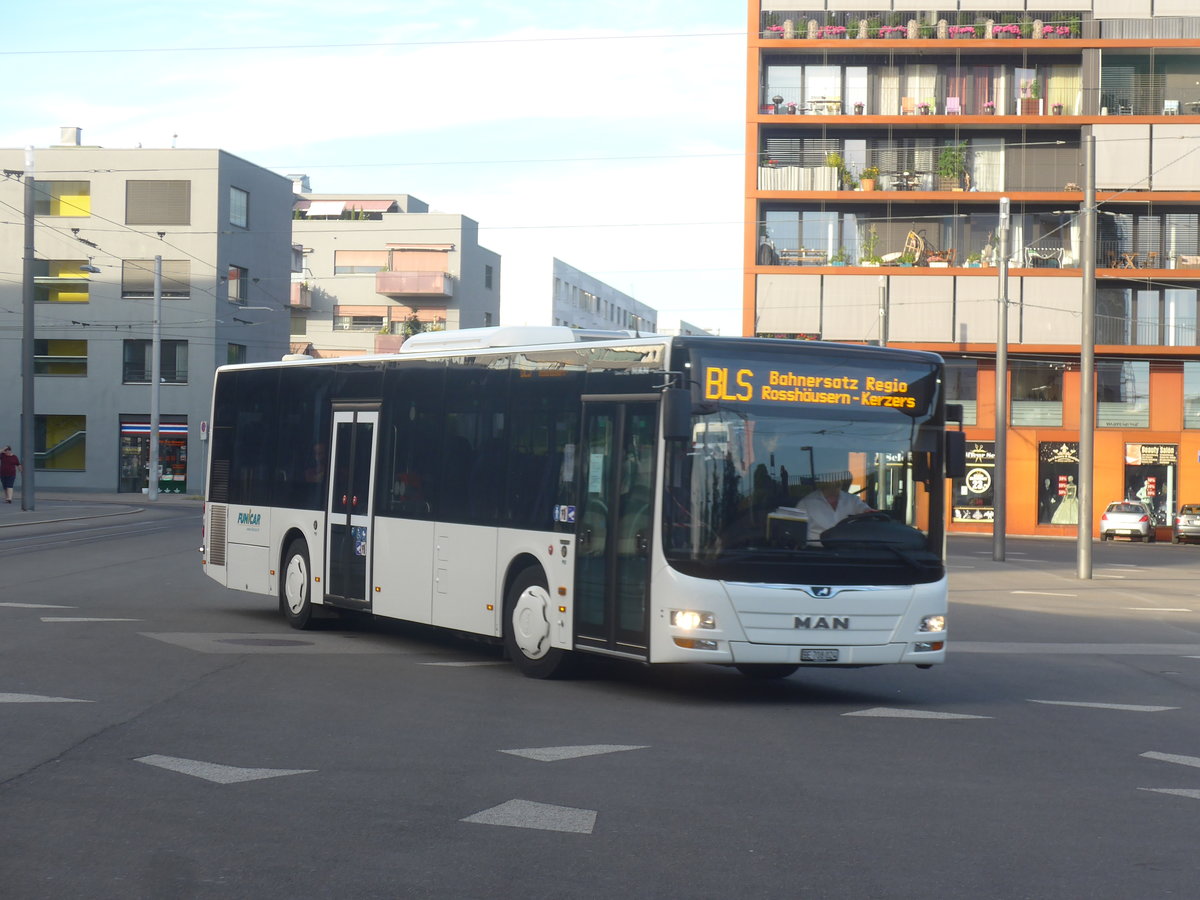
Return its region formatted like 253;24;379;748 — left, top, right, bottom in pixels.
919;615;946;633
670;610;715;630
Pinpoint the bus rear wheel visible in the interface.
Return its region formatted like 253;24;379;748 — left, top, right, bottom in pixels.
735;664;800;680
280;539;313;630
504;568;571;679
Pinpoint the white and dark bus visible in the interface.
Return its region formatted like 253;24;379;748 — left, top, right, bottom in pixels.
202;327;965;678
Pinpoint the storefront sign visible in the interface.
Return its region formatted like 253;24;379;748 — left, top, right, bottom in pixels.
1125;443;1177;466
953;441;995;522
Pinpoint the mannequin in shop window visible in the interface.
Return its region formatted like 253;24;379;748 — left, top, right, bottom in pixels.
1051;475;1078;524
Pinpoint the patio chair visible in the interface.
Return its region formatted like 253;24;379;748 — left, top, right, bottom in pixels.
1164;100;1180;115
945;97;962;115
901;97;915;116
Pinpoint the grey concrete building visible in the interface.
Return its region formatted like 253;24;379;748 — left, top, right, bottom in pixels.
501;255;657;332
289;189;501;357
0;129;294;494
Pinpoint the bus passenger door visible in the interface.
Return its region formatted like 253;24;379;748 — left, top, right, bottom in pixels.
575;399;657;658
325;408;379;608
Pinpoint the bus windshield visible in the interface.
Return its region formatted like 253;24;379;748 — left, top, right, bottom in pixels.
663;345;946;585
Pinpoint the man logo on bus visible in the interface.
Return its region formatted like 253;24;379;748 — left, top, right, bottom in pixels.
795;616;850;630
237;511;261;527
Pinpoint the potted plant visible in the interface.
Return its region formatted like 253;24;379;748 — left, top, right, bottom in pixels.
983;100;996;114
1020;79;1040;116
918;101;931;114
854;101;865;115
860;166;879;191
966;251;982;268
858;225;882;266
992;23;1020;39
949;25;976;38
763;24;784;38
818;24;847;39
1053;102;1064;115
786;101;798;114
878;24;906;38
935;141;968;190
830;246;849;266
897;251;917;267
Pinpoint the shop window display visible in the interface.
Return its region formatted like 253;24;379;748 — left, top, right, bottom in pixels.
1038;441;1079;525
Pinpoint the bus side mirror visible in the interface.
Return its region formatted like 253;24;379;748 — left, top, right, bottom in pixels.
945;431;967;478
662;388;692;441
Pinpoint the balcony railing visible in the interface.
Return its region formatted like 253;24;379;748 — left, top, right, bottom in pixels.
375;270;454;300
289;280;312;309
760;10;1090;40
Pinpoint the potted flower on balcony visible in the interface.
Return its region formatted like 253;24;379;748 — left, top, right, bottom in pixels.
936;141;968;190
830;246;849;266
897;251;917;267
878;24;906;38
763;24;785;38
949;25;976;39
854;101;865;115
965;251;982;268
1052;102;1064;115
992;23;1021;39
786;101;798;114
918;101;931;114
819;24;847;39
1043;24;1070;38
860;166;880;191
983;100;996;114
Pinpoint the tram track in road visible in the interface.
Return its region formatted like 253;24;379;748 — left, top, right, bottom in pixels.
0;512;199;558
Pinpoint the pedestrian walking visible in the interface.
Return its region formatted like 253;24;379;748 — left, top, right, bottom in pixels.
0;445;21;503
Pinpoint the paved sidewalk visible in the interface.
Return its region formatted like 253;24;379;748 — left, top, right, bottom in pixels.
0;490;202;528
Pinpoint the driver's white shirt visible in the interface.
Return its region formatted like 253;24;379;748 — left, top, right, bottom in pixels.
797;489;872;539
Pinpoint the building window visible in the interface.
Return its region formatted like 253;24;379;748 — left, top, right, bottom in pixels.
334;315;385;331
33;181;90;217
483;312;493;327
484;265;494;289
227;344;247;365
1010;360;1065;426
123;340;189;384
126;180;191;225
291;314;307;336
35;414;86;471
1038;442;1079;525
34;260;91;303
227;265;248;304
34;339;87;376
1184;363;1200;429
1096;360;1149;428
121;260;191;299
1123;443;1176;527
230;187;249;228
333;250;388;274
944;360;978;425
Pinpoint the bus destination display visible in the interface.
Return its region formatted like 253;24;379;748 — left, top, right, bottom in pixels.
703;363;932;412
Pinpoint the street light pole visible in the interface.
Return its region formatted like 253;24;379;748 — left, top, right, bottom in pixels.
20;146;36;511
994;196;1010;561
148;255;162;501
1078;134;1097;579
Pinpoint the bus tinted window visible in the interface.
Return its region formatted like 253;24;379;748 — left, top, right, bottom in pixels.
380;360;445;520
273;365;334;510
214;368;279;506
441;357;509;526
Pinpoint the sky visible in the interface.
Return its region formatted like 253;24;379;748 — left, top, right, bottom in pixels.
2;1;748;335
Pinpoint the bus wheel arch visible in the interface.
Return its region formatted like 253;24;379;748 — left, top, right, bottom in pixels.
280;536;314;630
503;562;572;679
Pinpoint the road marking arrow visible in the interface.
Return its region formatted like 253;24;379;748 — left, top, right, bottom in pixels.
462;799;596;834
0;693;92;703
135;755;315;784
1030;700;1178;712
1138;788;1200;800
844;708;990;719
1141;751;1200;768
42;617;142;623
501;745;649;762
0;602;75;609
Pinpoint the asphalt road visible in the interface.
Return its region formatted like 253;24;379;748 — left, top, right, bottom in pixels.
2;511;1199;899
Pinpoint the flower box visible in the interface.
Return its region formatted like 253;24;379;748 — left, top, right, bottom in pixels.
818;26;847;39
877;26;906;38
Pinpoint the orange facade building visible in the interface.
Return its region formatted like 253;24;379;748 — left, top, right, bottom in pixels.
744;2;1200;537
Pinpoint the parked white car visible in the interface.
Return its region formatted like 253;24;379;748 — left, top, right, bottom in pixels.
1100;501;1155;542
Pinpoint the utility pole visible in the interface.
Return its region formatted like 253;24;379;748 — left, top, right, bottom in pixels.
20;146;36;511
148;255;162;501
1078;134;1097;579
994;197;1010;561
878;275;888;346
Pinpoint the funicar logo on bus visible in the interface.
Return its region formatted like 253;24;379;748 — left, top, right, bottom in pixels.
237;510;261;527
794;616;850;630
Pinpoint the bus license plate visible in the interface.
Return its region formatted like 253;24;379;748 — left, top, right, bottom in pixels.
801;649;839;662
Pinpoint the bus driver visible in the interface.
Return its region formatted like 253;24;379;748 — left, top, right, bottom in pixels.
797;473;873;540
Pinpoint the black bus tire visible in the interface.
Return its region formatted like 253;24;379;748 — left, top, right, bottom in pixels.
504;567;572;679
280;539;314;630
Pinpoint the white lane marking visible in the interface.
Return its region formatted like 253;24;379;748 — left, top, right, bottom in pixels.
1124;608;1192;612
41;617;142;623
946;564;976;569
1029;700;1178;712
135;755;315;784
1141;751;1200;769
462;799;596;834
1012;591;1078;597
501;745;649;762
423;661;507;667
141;632;391;654
1094;574;1126;579
1107;564;1143;568
0;692;92;703
0;602;75;609
844;707;990;719
1138;788;1200;800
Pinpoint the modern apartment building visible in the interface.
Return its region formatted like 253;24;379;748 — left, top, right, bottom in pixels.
290;190;500;357
500;255;657;333
746;3;1200;536
0;129;295;494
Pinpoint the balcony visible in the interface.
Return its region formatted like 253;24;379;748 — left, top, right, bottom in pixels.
375;270;454;301
289;280;312;309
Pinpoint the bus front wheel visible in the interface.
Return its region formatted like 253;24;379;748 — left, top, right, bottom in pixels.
280;539;313;630
504;568;571;679
735;664;800;680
